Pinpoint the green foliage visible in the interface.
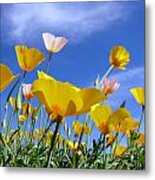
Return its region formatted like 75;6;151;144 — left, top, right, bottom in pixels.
0;137;145;169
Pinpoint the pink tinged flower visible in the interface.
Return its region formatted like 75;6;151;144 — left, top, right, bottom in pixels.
42;33;68;53
102;78;120;95
23;84;34;99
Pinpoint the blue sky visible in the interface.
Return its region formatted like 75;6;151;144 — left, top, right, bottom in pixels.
0;1;145;140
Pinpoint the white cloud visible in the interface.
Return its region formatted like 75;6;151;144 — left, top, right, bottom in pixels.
110;67;144;83
1;2;133;42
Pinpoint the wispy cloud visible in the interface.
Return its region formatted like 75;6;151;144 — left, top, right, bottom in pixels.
1;2;133;42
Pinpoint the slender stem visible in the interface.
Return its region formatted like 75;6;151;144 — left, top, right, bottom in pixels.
77;127;84;150
46;121;60;168
1;78;19;133
85;114;90;146
23;71;27;79
38;105;43;134
2;71;26;134
88;121;95;147
138;106;145;132
119;133;125;144
1;103;8;133
102;135;107;168
5;78;20;104
72;152;78;168
10;129;19;142
45;52;53;73
5;71;26;105
38;120;54;147
5;108;15;139
99;65;114;86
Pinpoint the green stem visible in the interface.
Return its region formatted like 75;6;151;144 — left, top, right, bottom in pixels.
77;127;84;150
38;120;54;147
102;135;107;168
138;106;145;132
10;129;19;142
46;121;60;168
5;71;26;105
88;121;95;147
1;103;9;133
5;108;15;139
119;133;125;144
85;114;90;146
99;65;114;87
5;78;20;105
45;52;53;73
73;152;78;168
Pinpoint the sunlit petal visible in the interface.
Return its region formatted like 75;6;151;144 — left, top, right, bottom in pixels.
110;46;130;70
130;87;144;106
90;104;112;134
15;45;45;72
114;145;127;156
0;63;16;92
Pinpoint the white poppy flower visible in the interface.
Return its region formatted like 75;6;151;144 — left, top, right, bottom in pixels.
42;33;68;53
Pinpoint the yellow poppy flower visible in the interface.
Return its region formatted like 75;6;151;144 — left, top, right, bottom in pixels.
110;46;130;70
15;45;45;72
114;145;127;157
130;87;145;106
72;121;90;136
0;63;16;92
106;133;116;146
66;140;77;152
21;102;37;121
119;117;139;134
32;72;104;117
38;71;105;115
90;104;112;134
18;114;27;122
110;108;131;131
13;102;35;123
132;132;145;145
22;102;32;115
91;106;133;134
137;133;145;145
77;88;106;114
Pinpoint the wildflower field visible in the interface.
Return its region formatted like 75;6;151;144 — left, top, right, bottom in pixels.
0;31;145;169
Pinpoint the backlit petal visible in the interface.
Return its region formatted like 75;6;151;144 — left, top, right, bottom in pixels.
0;63;16;92
32;79;83;116
130;87;144;106
15;45;45;72
114;145;127;156
77;88;105;114
110;108;131;127
90;104;112;134
42;33;56;52
119;117;139;133
110;46;130;70
52;37;68;53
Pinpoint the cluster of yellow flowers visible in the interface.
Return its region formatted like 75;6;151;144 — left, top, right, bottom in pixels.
0;32;145;157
